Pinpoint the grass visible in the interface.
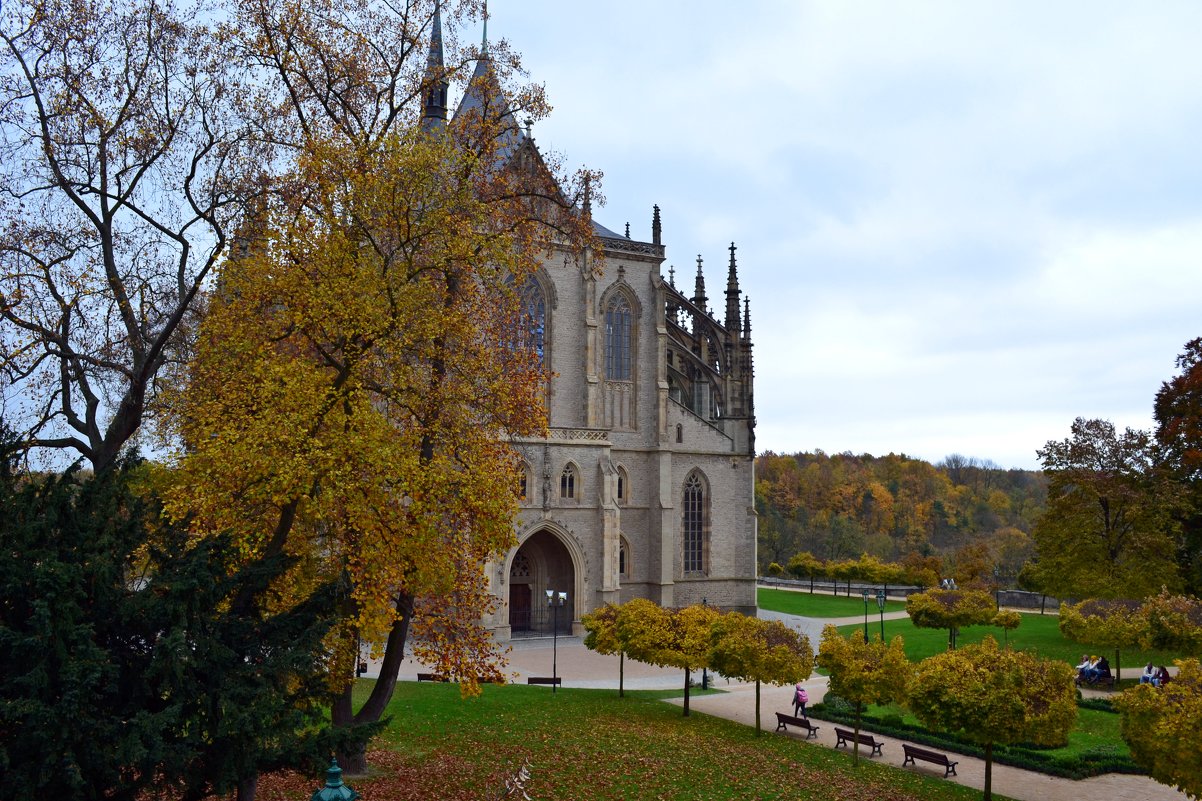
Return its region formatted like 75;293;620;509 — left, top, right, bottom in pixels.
758;587;908;617
313;681;1004;801
832;613;1182;669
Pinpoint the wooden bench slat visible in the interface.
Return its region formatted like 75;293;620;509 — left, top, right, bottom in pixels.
526;676;562;686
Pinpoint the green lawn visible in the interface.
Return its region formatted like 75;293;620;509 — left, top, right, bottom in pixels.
833;612;1181;669
311;681;1005;801
758;587;908;617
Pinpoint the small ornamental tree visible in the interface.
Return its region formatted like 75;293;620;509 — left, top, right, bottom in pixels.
582;603;627;697
1059;598;1146;682
815;625;910;765
709;613;813;735
992;609;1022;645
906;588;996;649
787;551;824;593
1114;657;1202;799
659;604;723;717
616;598;673;667
908;637;1077;801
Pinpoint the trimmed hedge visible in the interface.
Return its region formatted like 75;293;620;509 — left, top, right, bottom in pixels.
807;696;1142;779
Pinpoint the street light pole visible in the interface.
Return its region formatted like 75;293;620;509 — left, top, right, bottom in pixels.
861;589;870;641
701;597;709;691
876;589;886;640
546;589;566;693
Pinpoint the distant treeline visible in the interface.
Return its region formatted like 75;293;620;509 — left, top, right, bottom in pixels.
755;451;1047;579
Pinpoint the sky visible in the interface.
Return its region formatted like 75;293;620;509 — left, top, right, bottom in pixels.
471;2;1202;470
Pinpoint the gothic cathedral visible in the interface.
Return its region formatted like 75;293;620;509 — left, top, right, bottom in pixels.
423;8;757;639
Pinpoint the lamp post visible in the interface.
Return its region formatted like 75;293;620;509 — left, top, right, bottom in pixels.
701;598;709;690
876;589;886;640
546;588;567;693
861;589;870;641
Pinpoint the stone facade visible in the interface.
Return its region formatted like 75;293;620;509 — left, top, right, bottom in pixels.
483;223;758;639
424;10;758;639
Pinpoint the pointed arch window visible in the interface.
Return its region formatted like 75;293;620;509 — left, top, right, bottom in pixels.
683;472;708;575
560;464;578;500
518;462;531;502
521;277;547;364
619;536;630;579
604;294;633;380
616;466;629;505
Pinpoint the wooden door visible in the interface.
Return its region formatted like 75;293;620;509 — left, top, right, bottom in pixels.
509;584;531;631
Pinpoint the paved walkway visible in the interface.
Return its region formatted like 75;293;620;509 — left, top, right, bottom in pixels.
384;612;1188;801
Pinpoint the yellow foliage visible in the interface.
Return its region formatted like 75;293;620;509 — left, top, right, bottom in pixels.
909;637;1077;749
1115;658;1202;798
160;122;591;692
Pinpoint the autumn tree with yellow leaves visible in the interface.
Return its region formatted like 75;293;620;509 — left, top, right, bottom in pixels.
1115;659;1202;800
160;0;595;776
709;613;812;735
1059;598;1145;682
582;602;630;697
906;588;996;650
815;625;910;765
908;637;1077;801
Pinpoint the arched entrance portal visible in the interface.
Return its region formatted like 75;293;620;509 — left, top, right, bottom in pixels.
508;529;575;636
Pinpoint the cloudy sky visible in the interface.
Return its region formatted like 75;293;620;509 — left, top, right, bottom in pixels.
476;1;1202;470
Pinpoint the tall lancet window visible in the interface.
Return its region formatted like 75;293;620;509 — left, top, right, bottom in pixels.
521;277;546;364
682;472;708;575
604;294;632;380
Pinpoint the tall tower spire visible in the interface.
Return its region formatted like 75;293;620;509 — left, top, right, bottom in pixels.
652;205;662;246
693;255;708;311
724;242;741;331
481;0;489;54
421;2;449;129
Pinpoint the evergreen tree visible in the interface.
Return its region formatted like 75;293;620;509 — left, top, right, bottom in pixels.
0;458;368;801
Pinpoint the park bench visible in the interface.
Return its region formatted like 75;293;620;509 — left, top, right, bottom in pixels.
902;743;958;777
416;672;447;682
526;676;562;687
834;727;883;757
774;712;820;739
1076;672;1115;689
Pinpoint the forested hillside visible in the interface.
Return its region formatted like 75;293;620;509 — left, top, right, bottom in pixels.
755;451;1046;578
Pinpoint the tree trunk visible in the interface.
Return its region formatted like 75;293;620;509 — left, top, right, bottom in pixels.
852;702;862;765
984;741;994;801
1115;647;1122;683
754;679;761;735
682;669;691;716
235;774;258;801
619;650;625;698
332;592;415;775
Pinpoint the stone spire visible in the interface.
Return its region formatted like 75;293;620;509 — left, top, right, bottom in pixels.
693;255;708;311
743;297;752;338
421;2;449;130
652;205;662;246
724;242;741;331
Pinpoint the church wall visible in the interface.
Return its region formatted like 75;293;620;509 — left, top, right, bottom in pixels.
496;238;756;636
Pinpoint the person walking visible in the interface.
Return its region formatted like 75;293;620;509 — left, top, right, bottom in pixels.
793;683;809;718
